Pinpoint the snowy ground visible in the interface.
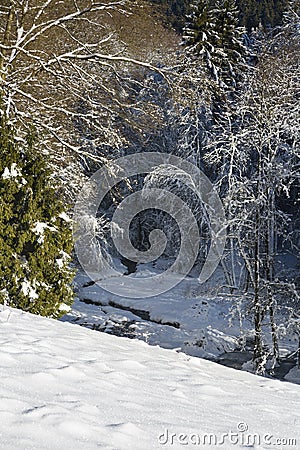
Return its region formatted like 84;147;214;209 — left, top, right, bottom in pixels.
1;306;300;450
62;263;299;379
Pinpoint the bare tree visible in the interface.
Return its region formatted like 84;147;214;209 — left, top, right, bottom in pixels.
205;30;300;373
0;0;176;199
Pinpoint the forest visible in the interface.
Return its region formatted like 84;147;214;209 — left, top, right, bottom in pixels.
0;0;299;377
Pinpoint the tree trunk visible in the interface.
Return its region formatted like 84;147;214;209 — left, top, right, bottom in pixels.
253;210;264;372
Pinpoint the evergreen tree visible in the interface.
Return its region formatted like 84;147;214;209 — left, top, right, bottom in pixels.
150;0;191;31
236;0;288;31
0;112;74;318
183;0;211;52
183;0;246;90
183;0;218;80
211;0;247;87
150;0;289;33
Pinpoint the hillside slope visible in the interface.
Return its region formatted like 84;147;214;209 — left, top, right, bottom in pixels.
0;306;299;449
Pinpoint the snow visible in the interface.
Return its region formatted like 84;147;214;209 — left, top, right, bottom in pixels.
2;163;22;179
56;250;71;269
58;212;72;223
2;163;27;185
0;306;299;450
20;278;39;301
59;303;72;313
31;221;57;244
64;264;300;380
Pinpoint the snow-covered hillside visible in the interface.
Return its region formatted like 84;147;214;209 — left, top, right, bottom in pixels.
0;306;299;450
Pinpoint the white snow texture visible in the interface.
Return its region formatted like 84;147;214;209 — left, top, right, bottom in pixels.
0;306;299;450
